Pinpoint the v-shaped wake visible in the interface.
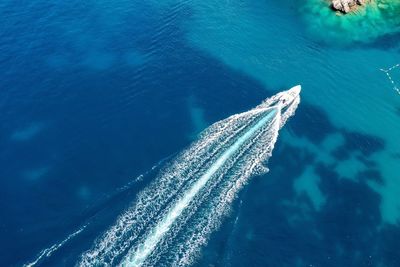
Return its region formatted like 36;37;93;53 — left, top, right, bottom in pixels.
80;86;301;267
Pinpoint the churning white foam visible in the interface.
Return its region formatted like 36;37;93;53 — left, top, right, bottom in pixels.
79;87;300;267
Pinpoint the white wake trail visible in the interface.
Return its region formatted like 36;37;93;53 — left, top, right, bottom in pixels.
23;223;89;267
123;108;278;266
79;86;301;267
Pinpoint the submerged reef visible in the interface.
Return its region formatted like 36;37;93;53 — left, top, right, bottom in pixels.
301;0;400;45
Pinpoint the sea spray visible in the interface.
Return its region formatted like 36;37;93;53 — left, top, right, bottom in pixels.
22;155;172;267
80;86;301;266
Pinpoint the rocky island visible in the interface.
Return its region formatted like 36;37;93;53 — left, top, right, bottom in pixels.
301;0;400;44
331;0;368;14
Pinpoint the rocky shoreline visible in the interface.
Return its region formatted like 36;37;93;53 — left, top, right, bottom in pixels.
331;0;369;14
301;0;400;44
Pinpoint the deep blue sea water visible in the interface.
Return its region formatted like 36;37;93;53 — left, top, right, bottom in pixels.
1;0;400;266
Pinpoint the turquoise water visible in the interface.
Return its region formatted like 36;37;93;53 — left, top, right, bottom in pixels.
184;0;400;224
0;0;399;266
301;0;400;44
